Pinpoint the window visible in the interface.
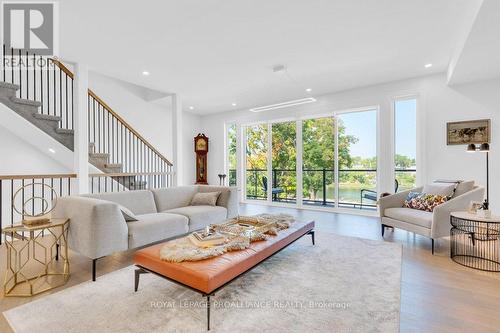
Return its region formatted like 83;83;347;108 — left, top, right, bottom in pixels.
245;124;268;200
226;124;237;186
302;117;335;207
338;110;377;209
240;108;378;211
271;121;296;204
394;98;417;191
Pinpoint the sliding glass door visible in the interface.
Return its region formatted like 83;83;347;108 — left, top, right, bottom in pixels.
245;124;268;201
226;124;237;186
271;121;297;204
302;117;335;207
242;108;379;210
337;110;377;209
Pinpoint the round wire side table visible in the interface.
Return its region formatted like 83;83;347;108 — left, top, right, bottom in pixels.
450;211;500;272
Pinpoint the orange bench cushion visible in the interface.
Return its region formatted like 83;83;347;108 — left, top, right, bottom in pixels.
133;220;314;294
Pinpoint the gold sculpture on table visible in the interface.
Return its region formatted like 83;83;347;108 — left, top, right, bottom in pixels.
12;182;58;226
2;183;69;297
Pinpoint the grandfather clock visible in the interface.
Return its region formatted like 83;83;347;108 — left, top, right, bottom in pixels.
194;133;209;184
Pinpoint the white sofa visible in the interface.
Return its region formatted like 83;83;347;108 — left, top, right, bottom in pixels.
53;185;238;280
379;181;484;254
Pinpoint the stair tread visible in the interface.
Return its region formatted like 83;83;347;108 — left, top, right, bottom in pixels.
33;113;62;121
10;97;42;107
0;82;20;90
89;153;110;157
55;128;74;133
104;163;123;167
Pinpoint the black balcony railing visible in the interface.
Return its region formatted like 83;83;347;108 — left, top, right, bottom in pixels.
239;168;416;210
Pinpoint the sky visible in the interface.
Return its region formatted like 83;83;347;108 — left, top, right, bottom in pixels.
341;99;416;159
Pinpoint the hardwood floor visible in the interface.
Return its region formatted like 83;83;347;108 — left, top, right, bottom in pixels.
1;203;500;332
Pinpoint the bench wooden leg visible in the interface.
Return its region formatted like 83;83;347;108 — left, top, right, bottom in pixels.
92;258;97;281
206;295;211;331
134;267;149;292
308;230;315;245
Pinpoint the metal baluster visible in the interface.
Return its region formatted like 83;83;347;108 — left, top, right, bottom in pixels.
2;44;5;82
47;58;50;115
101;104;105;153
107;111;110;156
25;51;29;99
40;56;43;113
10;47;14;85
18;49;22;97
59;66;62;121
65;74;68;129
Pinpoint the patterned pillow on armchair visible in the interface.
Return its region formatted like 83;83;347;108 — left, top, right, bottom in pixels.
404;192;448;212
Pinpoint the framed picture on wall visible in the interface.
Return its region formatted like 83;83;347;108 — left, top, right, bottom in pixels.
446;119;491;145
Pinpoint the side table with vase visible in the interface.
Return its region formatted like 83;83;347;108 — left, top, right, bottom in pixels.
450;211;500;272
2;218;70;297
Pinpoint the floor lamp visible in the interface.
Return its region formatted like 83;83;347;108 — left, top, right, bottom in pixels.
467;142;490;210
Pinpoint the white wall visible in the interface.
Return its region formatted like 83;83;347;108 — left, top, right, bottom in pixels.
88;71;173;160
0;127;70;174
182;111;202;185
199;74;500;208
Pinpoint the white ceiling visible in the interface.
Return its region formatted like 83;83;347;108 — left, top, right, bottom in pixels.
60;0;482;115
447;0;500;85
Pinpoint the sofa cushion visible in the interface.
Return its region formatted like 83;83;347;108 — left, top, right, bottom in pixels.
127;213;189;248
385;207;433;229
83;190;157;215
152;186;198;212
197;185;233;207
190;192;221;206
423;183;456;197
404;192;448;212
164;205;227;231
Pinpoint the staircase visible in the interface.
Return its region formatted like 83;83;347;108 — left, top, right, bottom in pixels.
0;47;172;192
0;81;74;150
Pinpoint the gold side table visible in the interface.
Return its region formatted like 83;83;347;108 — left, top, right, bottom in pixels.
2;218;70;297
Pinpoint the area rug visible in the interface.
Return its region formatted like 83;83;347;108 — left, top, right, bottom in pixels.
3;232;402;333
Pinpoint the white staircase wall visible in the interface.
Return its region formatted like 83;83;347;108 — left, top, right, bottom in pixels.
0;102;73;174
88;71;173;160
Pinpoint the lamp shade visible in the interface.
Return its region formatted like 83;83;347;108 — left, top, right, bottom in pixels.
467;143;477;152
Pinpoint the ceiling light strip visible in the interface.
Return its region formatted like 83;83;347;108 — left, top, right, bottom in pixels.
249;98;316;112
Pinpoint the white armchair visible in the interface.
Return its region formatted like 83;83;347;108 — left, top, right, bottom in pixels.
379;181;485;254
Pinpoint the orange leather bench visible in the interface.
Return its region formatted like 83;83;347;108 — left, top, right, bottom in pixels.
133;220;315;330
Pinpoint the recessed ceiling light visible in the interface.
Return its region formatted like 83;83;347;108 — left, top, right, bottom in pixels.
232;103;237;106
250;98;317;113
189;106;194;110
305;88;312;92
142;71;150;76
48;148;56;154
424;63;432;68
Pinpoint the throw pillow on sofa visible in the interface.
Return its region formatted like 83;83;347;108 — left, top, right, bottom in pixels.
118;204;138;222
404;192;448;212
422;183;456;198
190;192;221;206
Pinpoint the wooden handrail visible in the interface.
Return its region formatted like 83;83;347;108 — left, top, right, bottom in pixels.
89;172;173;177
88;90;173;166
51;59;173;167
51;58;74;79
0;173;77;180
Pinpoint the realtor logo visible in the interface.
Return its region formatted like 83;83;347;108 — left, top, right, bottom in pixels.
2;2;57;55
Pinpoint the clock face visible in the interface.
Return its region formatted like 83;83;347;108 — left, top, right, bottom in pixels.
196;139;207;151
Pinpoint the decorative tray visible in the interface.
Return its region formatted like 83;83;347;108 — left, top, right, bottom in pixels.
214;216;276;238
